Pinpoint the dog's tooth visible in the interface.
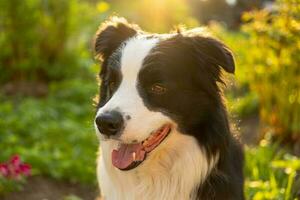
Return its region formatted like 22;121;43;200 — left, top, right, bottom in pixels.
132;152;136;161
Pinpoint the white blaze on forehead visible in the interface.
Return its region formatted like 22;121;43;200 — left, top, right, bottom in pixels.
120;37;158;80
96;36;172;142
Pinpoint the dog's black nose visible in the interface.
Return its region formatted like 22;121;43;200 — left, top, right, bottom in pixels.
95;111;123;136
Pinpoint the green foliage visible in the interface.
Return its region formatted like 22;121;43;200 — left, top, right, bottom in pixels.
245;141;300;200
0;79;98;184
63;195;83;200
241;0;300;140
0;0;107;83
0;177;26;195
0;0;105;193
227;91;259;118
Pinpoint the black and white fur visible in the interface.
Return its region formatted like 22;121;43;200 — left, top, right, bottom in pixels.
93;17;244;200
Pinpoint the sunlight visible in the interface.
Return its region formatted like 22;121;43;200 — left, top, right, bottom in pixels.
114;0;198;32
226;0;237;5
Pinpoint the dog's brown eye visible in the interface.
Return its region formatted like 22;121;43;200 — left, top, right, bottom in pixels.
150;84;166;95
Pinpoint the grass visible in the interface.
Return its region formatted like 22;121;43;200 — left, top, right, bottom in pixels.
245;141;300;199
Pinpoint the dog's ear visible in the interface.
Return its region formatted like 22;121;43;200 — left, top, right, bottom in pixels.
94;17;139;61
185;29;235;74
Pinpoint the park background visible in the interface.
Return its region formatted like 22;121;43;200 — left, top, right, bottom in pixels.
0;0;299;199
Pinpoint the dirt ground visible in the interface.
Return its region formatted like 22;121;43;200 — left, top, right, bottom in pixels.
2;115;259;200
2;176;99;200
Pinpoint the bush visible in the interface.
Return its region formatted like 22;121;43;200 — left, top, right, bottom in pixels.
241;0;300;145
0;79;98;184
0;0;107;84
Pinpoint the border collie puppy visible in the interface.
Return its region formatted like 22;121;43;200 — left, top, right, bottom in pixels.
93;17;244;200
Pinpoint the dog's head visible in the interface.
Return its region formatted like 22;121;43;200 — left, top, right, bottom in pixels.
94;17;234;171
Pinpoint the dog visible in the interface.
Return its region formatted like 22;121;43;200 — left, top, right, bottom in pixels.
93;17;244;200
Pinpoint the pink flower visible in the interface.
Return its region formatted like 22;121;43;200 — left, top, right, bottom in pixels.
0;163;9;177
19;163;31;176
13;167;21;177
0;154;31;179
10;155;21;167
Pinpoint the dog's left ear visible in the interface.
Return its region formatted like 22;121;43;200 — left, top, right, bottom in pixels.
186;31;235;74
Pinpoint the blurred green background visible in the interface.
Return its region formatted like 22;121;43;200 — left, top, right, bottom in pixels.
0;0;299;199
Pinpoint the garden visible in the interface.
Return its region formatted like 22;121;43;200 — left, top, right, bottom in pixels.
0;0;299;199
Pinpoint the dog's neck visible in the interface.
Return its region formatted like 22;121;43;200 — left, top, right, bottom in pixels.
97;131;219;200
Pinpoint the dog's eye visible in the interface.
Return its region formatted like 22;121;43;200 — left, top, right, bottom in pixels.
150;83;166;95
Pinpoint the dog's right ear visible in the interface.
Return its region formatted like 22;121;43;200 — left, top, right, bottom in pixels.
94;17;139;61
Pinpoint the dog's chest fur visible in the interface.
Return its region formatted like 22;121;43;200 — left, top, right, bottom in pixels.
97;132;217;200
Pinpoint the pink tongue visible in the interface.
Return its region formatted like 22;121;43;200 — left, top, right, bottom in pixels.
112;143;146;170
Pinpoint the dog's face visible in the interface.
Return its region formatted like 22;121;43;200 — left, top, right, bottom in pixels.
94;17;234;171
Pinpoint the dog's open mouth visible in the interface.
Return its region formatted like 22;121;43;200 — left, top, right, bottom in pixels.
111;124;171;170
